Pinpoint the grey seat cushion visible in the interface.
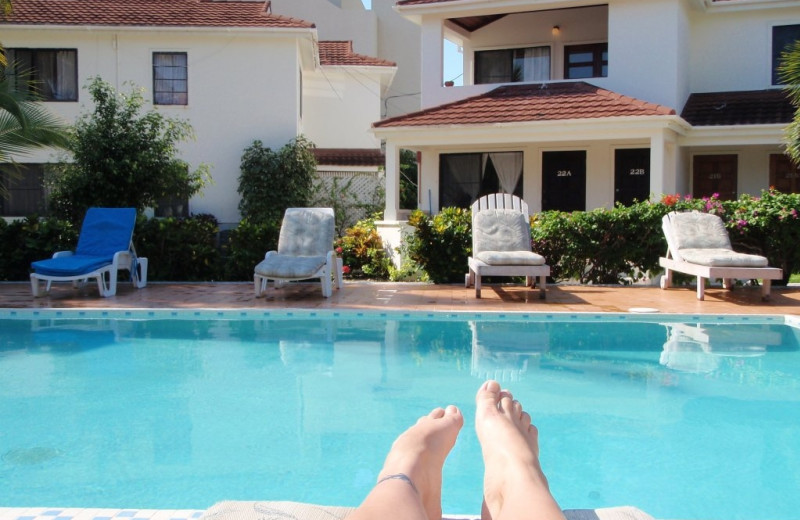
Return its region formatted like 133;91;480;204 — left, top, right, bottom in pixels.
254;254;327;279
476;250;546;266
473;209;532;254
678;248;768;267
278;209;335;257
669;211;732;250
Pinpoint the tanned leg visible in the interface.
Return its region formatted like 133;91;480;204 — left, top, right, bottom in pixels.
347;405;463;520
475;380;566;520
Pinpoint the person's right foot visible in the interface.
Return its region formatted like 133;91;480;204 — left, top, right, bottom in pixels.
475;380;562;520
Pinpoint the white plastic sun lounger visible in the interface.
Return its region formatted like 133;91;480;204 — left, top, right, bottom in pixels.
658;210;782;300
30;207;148;298
254;207;342;298
465;193;549;299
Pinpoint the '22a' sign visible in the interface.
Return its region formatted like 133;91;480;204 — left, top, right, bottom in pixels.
556;170;573;177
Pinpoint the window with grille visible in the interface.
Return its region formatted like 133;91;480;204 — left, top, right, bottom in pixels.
153;52;188;105
564;43;608;79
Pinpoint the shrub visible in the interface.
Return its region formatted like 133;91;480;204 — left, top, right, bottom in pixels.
237;136;316;226
405;207;472;283
310;176;384;237
48;77;209;224
135;214;221;281
221;218;281;281
531;202;667;284
335;215;392;280
0;216;77;281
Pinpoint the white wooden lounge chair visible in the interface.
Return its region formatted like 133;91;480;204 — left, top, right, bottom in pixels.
658;210;782;300
465;193;550;299
30;207;148;298
254;207;342;298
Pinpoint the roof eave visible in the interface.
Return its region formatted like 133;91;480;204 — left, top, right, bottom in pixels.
681;123;788;146
0;23;317;34
373;114;689;146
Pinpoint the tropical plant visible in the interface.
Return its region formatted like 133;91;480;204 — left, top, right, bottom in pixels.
405;207;472;283
47;77;209;224
0;74;70;195
780;40;800;164
237;136;317;226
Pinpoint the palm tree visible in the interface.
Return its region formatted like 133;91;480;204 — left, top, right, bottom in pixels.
780;40;800;165
0;0;11;66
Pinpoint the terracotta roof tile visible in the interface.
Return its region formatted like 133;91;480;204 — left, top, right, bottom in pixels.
313;148;384;167
374;82;675;128
1;0;315;29
681;89;793;126
319;41;396;67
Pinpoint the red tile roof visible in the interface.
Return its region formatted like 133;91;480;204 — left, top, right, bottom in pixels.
397;0;736;4
1;0;315;29
313;148;385;167
374;82;675;128
681;89;793;126
318;41;396;68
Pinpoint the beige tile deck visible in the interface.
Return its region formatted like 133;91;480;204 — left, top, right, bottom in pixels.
1;280;798;315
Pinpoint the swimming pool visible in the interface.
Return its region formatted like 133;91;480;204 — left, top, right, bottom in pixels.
1;309;798;520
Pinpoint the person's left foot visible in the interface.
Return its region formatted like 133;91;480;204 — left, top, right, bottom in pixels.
378;405;464;520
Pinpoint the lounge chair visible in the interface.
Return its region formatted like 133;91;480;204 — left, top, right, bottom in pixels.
30;207;148;298
465;193;550;298
658;210;782;300
254;207;342;298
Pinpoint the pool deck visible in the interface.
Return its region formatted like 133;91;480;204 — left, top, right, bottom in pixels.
1;279;799;315
1;279;799;520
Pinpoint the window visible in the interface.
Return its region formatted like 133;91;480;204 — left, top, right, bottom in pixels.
0;164;48;217
439;152;523;208
475;47;550;84
565;43;607;79
772;24;800;85
4;49;78;101
153;52;188;105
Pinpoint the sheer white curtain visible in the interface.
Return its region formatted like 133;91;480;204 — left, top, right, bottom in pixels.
55;51;77;101
516;47;550;82
487;152;523;194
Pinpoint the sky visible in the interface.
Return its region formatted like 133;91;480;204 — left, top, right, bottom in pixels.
360;0;464;85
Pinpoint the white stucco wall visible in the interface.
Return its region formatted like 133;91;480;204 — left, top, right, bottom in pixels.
688;6;800;93
2;27;308;226
303;67;383;148
272;0;421;118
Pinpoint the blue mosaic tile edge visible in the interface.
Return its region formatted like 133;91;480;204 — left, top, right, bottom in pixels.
0;509;205;520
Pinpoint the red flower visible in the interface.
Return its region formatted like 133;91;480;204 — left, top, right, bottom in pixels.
342;265;351;274
335;246;343;255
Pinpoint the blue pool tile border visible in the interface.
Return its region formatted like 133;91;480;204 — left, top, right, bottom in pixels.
0;307;793;326
0;509;205;520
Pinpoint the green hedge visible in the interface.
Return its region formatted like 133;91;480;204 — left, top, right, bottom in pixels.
3;190;798;284
406;190;800;285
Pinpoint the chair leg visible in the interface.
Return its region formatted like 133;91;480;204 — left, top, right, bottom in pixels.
30;275;45;297
761;279;772;301
538;275;546;300
254;274;266;297
660;269;672;289
335;257;343;290
475;273;482;298
321;268;333;297
696;276;705;300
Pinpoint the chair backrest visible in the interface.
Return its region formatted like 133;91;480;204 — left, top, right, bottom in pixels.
662;211;732;254
471;193;529;214
471;194;532;254
277;208;335;257
75;207;137;259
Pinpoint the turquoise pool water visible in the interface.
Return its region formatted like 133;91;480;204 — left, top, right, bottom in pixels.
0;310;798;520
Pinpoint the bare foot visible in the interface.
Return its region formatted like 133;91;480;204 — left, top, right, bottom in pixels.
377;405;464;520
475;380;564;520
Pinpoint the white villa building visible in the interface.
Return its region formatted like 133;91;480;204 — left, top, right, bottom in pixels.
0;0;400;227
372;0;800;253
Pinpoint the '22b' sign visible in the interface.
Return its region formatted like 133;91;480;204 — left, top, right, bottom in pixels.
628;168;646;176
